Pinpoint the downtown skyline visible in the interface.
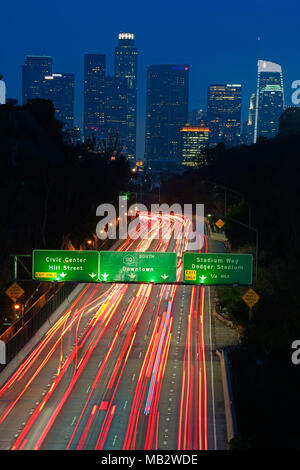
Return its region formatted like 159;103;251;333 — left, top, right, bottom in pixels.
2;0;299;158
1;0;300;454
18;45;287;163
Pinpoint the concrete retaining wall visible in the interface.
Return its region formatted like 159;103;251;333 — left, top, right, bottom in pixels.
216;348;238;443
0;283;86;388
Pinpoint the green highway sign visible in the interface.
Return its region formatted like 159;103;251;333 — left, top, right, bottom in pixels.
99;251;177;283
32;250;100;282
119;191;130;200
31;249;253;286
183;253;253;285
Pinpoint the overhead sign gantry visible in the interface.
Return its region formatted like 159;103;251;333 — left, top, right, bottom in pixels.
32;250;253;286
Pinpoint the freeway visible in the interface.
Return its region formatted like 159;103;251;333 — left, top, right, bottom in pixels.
0;213;228;450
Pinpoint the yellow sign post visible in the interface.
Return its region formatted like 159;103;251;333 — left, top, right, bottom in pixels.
242;288;260;308
5;282;25;302
215;219;225;229
242;288;260;321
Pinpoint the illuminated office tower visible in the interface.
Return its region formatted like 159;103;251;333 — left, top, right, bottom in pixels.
246;93;256;144
188;108;207;126
22;55;52;104
104;75;128;149
207;84;242;146
44;73;74;130
180;124;210;167
254;60;284;142
84;54;106;143
0;76;6;104
145;64;189;171
115;32;138;162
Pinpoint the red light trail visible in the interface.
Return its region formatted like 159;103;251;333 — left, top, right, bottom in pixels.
0;213;210;450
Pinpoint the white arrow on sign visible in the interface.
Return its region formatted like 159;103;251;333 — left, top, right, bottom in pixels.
101;273;109;281
161;274;169;280
89;273;97;279
128;273;136;279
60;273;67;278
199;275;207;283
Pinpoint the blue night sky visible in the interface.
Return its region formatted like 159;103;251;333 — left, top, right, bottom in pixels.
1;0;300;158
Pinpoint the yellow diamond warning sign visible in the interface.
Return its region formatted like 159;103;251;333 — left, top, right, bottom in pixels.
5;282;25;302
215;219;225;229
242;288;260;308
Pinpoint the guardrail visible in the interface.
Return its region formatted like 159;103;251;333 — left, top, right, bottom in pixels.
0;282;76;371
216;348;238;443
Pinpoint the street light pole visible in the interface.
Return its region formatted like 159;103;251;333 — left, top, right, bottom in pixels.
21;304;25;327
226;215;259;284
208;181;252;228
255;228;258;283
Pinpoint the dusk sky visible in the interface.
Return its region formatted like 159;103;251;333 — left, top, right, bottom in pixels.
2;0;299;157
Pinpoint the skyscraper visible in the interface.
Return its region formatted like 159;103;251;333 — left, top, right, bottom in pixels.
115;32;138;162
0;76;6;105
246;93;256;144
188;109;207;126
254;60;284;142
104;75;128;148
44;73;75;130
22;55;53;104
180;124;210;167
207;84;242;147
145;64;189;171
84;54;106;143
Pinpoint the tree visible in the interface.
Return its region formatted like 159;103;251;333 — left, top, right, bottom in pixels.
279;107;300;137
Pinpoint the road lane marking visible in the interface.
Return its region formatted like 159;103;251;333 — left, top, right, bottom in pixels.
209;286;217;450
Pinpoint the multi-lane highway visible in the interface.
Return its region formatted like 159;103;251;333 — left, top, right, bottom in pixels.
0;213;228;450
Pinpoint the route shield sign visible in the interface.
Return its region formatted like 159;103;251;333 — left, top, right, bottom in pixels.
99;251;177;283
183;253;253;285
32;250;100;282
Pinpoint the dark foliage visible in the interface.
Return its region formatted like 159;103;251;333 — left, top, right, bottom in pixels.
0;99;131;323
162;123;300;449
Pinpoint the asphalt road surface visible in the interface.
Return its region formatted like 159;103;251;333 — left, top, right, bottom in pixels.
0;214;229;450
